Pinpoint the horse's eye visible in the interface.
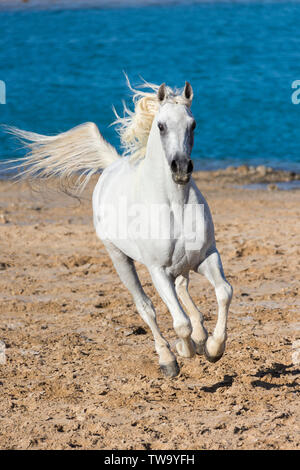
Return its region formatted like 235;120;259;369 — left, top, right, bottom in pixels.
158;122;165;132
191;120;196;131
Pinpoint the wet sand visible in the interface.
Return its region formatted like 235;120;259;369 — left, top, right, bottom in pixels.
0;167;299;450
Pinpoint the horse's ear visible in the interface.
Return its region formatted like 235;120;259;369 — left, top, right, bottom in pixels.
183;81;193;104
157;83;166;103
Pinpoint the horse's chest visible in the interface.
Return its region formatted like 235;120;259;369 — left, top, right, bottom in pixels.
165;209;212;274
166;237;205;276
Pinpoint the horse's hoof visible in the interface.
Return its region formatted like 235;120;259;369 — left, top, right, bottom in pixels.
204;344;223;363
160;360;180;378
194;340;206;355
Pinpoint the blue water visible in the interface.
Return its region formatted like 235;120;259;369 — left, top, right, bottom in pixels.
1;1;300;172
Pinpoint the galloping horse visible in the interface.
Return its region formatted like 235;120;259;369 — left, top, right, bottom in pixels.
6;80;233;377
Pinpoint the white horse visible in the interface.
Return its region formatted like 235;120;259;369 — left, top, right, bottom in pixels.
6;80;233;377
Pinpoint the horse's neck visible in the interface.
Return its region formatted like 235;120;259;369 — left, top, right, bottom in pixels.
140;123;189;206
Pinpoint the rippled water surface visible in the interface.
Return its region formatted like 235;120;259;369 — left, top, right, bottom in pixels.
1;1;300;171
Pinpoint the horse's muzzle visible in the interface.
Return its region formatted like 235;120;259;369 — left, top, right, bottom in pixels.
172;173;191;185
170;156;193;185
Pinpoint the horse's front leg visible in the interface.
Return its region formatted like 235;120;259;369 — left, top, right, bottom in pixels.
197;249;233;363
104;242;179;377
175;274;208;355
149;267;195;358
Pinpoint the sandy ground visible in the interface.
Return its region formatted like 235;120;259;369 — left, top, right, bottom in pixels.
0;167;299;450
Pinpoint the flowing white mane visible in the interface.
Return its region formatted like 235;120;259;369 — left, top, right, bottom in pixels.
113;77;190;162
2;77;191;196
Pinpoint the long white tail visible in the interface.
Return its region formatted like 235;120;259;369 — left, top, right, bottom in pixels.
4;122;120;195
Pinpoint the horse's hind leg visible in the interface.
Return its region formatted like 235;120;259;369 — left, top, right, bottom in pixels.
197;249;233;363
175;274;208;355
104;242;179;377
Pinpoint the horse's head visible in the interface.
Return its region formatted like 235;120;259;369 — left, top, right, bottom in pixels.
156;82;195;185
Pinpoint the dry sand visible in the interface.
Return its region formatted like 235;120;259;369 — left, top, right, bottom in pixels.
0;167;299;450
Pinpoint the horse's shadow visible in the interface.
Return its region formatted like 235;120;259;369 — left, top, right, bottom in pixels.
200;374;237;393
199;363;299;393
250;362;300;391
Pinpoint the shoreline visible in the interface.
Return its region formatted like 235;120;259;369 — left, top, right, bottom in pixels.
1;164;300;190
193;164;300;191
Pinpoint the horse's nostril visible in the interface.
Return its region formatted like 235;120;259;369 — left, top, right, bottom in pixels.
171;159;178;173
187;160;194;174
